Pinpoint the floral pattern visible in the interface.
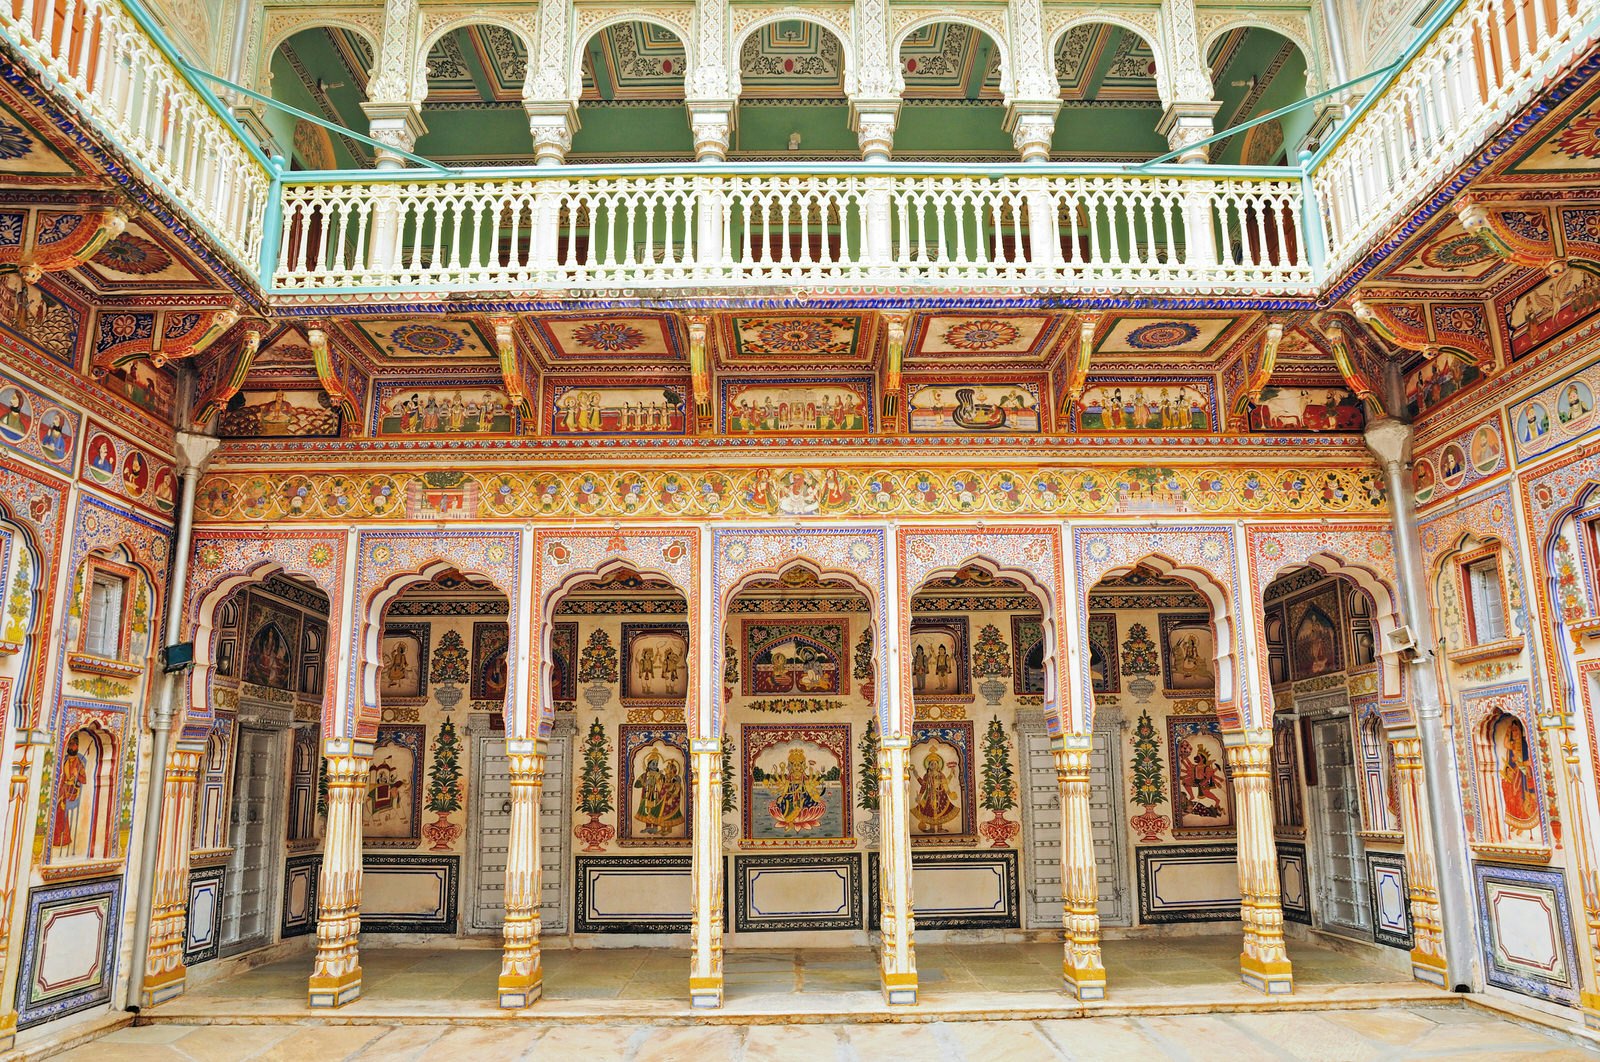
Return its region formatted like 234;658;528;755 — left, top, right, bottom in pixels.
1124;321;1201;350
941;319;1022;351
573;321;647;352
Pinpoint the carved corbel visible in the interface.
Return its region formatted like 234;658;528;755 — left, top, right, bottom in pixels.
92;307;240;375
1229;321;1285;426
880;311;907;431
1324;317;1386;417
191;327;263;428
1063;312;1100;412
488;315;538;433
686;315;713;434
1351;297;1490;368
308;326;364;437
1454;194;1562;273
0;205;131;281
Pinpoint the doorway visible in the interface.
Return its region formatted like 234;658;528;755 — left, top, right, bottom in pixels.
220;725;282;955
1307;714;1371;937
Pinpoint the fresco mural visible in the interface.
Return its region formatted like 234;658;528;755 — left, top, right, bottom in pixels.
1075;383;1214;431
906;381;1042;433
721;379;873;434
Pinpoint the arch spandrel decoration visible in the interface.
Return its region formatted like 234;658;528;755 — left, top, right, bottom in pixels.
1070;524;1247;730
253;11;383;100
889;13;1014;100
0;456;67;729
729;8;859;97
1245;523;1406;708
712;526;888;734
897;526;1065;734
533;527;701;736
1043;10;1171;109
1196;13;1322;96
184;529;348;741
416;12;542;102
568;12;696;102
349;529;521;742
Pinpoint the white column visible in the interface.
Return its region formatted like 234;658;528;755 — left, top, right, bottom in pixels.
1157;0;1222;161
308;741;371;1007
879;527;916;1004
1226;731;1293;994
1390;732;1449;985
1055;736;1105;997
498;742;545;1006
690;537;723;1007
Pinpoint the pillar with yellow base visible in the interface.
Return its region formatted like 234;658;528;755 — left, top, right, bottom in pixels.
0;732;47;1052
689;740;725;1008
1389;733;1449;986
308;742;370;1008
498;740;545;1007
1543;715;1600;1027
142;744;205;1004
1225;733;1293;994
878;736;917;1004
1055;736;1106;999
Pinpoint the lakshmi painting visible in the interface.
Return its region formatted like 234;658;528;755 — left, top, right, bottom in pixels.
618;724;691;845
909;722;976;844
741;723;852;846
1287;586;1345;680
1168;716;1235;837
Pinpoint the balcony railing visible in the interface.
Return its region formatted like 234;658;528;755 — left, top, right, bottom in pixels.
0;0;272;274
0;0;1596;300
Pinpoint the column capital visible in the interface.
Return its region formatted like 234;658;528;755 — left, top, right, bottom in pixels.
1364;416;1415;467
1157;101;1223;163
360;101;428;166
688;104;735;162
1005;101;1059;162
850;99;901;161
526;108;577;167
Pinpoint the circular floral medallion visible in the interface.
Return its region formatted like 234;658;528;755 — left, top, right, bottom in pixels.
572;320;647;352
388;323;464;356
94;235;173;276
1420;232;1495;271
0;120;32;160
755;319;833;352
1555;111;1600;159
1124;321;1201;350
308;543;333;567
941;318;1023;351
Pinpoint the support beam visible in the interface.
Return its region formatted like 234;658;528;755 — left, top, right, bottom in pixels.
1234;321;1285;418
880;311;907;431
687;316;714;434
308;326;365;437
489;316;538;431
191;327;262;428
0;732;48;1051
91;308;240;375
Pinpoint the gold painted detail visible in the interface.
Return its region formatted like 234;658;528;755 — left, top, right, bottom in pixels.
914;703;969;721
746;698;844;714
68;676;132;699
626;706;686;723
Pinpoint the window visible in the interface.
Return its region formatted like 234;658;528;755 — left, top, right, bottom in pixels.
84;571;126;658
1465;557;1507;644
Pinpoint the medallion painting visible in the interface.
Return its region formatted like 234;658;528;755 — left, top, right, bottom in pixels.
1074;382;1214;431
549;384;688;435
1011;615;1046;695
909;721;976;845
373;386;516;435
242;592;301;691
741;723;852;846
618;724;691;845
378;623;429;704
913;315;1053;358
1168;716;1235;837
1245;386;1366;432
741;619;846;696
910;617;971;701
1087;613;1119;694
906;381;1042;433
364;724;424;844
729;315;861;358
1159;613;1216;694
1287;587;1344;680
720;378;873;434
621;622;690;704
1095;315;1238;355
470;621;509;702
532;315;680;361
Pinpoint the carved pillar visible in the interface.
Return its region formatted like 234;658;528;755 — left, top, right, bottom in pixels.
498;741;545;1007
853;107;899;162
690;108;734;161
307;743;371;1007
1158;0;1221;161
878;736;917;1004
1055;736;1105;999
527;0;577;165
1225;733;1293;994
0;732;46;1050
689;740;724;1007
1005;0;1059;162
1389;733;1448;985
141;744;205;1004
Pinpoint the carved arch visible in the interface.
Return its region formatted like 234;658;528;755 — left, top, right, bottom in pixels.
891;14;1014;100
568;14;694;103
729;8;858;98
1046;12;1171;108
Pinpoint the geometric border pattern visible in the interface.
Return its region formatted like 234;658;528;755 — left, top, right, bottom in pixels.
359;854;460;934
732;852;865;932
14;875;122;1029
182;865;226;965
1366;851;1412;950
1135;843;1240;924
867;849;1021;931
1473;860;1578;1005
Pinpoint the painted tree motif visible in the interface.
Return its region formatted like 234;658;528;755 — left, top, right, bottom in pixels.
1129;709;1171;842
978;716;1019;846
574;716;615;851
1121;622;1159;675
857;716;881;812
425;718;462;813
720;735;736;816
972;623;1011;677
579;628;619;684
428;628;470;684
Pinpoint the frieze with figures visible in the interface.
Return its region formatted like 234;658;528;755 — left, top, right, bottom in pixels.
193;463;1388;523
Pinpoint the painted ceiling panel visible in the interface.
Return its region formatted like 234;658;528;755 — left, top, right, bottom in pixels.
1055;24;1158;102
899;23;1002;100
582;22;688;100
738;21;846;96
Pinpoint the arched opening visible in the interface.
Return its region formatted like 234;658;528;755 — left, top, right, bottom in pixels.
570;21;692;161
1204;27;1311;165
734;19;852;157
894;22;1010;159
266;26;375;169
415;24;534;163
1050;22;1167;160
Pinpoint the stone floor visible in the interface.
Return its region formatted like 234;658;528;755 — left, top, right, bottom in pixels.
55;1005;1600;1060
145;936;1441;1022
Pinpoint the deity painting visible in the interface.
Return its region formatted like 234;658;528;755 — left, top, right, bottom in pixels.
1159;615;1215;692
377;624;428;702
910;617;971;700
1011;616;1046;694
1507;265;1600;357
1470;425;1503;474
1559;379;1595;425
619;725;691;845
1287;588;1345;680
37;408;71;464
1490;711;1541;842
1517;401;1552;445
907;382;1043;433
219;389;341;438
0;385;30;443
242;593;302;691
721;379;873;435
1246;385;1366;432
364;725;423;841
742;723;852;846
1404;355;1482;418
1168;716;1235;836
51;726;112;860
550;621;578;704
471;622;510;702
1076;383;1212;432
909;722;976;844
550;385;687;435
743;619;846;696
1439;444;1467;486
622;623;690;702
85;432;117;484
376;387;515;436
120;449;148;497
1087;614;1119;694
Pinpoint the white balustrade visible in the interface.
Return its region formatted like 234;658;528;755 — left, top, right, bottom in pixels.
272;170;1314;295
0;0;271;274
1314;0;1600;278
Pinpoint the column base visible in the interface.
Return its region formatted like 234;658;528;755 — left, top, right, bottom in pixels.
689;975;724;1009
141;969;187;1007
0;1010;15;1053
1410;950;1448;988
1239;954;1294;995
881;970;918;1005
498;972;542;1009
1063;959;1107;1001
1580;990;1600;1028
308;968;363;1008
